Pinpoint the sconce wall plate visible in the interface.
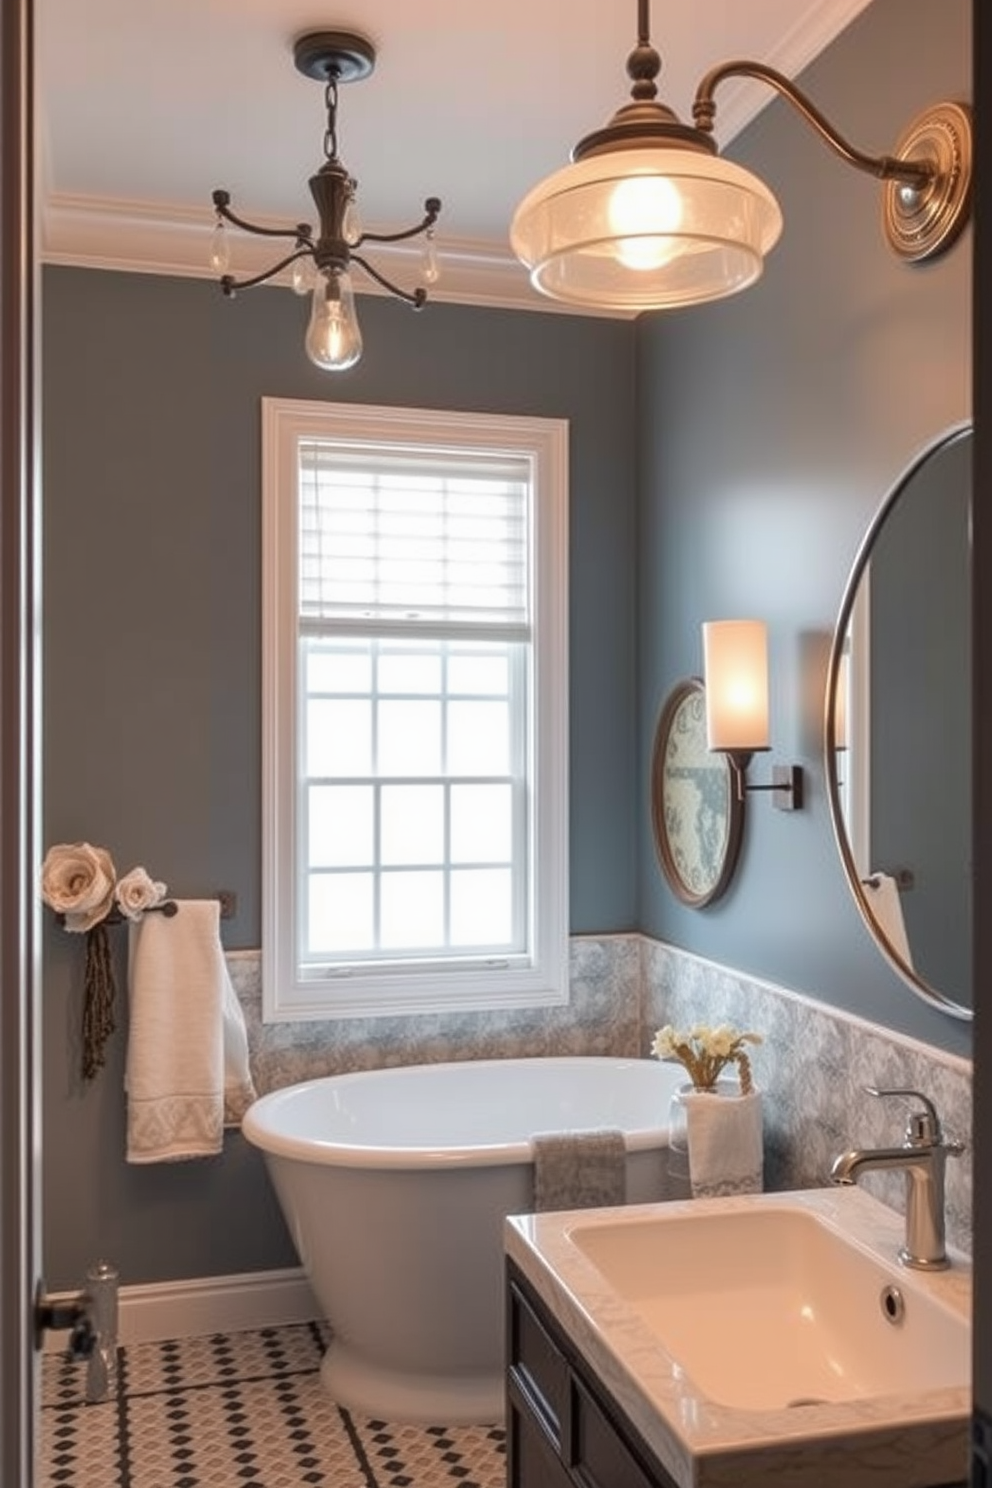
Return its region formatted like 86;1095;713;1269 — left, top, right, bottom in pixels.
882;102;972;262
772;764;803;812
651;678;744;907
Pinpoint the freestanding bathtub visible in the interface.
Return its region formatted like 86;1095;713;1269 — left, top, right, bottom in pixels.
242;1055;687;1424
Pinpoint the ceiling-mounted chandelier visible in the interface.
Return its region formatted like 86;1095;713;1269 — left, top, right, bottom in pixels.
210;30;441;371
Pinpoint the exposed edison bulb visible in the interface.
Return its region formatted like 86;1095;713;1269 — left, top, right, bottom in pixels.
209;218;231;275
422;229;440;286
608;175;684;271
305;267;363;371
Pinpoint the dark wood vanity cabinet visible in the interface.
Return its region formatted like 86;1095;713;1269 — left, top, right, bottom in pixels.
506;1261;678;1488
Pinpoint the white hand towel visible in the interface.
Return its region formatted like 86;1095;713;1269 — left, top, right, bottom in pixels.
126;900;256;1163
684;1087;763;1198
862;871;914;969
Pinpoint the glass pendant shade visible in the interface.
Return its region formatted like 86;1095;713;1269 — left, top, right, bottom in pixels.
305;267;363;371
510;147;783;310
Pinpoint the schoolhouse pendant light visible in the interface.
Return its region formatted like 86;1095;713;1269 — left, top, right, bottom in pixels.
210;31;441;371
510;0;972;311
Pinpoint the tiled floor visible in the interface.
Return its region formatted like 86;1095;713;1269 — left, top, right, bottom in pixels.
39;1322;507;1487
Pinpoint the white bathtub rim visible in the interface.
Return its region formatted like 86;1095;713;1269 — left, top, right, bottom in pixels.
242;1055;680;1170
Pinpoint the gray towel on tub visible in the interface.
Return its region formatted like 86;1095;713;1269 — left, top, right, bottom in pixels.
532;1129;627;1211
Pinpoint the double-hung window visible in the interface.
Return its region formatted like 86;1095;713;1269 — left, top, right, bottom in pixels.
261;398;568;1020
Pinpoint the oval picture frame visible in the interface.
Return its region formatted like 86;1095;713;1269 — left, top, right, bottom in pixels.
650;677;744;908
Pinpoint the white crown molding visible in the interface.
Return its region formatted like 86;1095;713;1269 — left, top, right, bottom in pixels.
712;0;875;144
41;1266;319;1351
40;192;633;319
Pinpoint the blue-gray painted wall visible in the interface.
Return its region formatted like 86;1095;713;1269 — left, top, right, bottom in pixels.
41;276;638;1285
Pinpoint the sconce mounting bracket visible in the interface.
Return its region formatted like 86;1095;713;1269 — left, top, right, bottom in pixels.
882;102;972;263
772;765;803;812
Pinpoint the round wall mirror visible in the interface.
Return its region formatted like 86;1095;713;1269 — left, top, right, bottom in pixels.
824;423;972;1020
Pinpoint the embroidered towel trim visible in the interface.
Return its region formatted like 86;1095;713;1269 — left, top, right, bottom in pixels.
685;1088;763;1198
532;1129;627;1211
126;899;256;1163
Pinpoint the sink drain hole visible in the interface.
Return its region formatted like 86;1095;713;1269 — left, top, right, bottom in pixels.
786;1397;829;1408
880;1284;905;1325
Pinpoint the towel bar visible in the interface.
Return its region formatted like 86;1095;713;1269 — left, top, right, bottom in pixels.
67;890;238;929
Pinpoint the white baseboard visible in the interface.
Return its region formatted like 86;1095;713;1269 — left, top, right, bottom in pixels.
42;1266;319;1352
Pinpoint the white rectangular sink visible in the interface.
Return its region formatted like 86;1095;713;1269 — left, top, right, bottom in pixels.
566;1202;968;1412
506;1188;971;1488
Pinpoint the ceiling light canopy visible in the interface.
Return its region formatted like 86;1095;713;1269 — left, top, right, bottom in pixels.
510;0;972;312
210;31;441;371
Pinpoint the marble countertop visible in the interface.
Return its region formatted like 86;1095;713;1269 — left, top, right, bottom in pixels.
505;1186;971;1488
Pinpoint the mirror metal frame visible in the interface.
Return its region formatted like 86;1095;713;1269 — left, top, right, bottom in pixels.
824;420;973;1021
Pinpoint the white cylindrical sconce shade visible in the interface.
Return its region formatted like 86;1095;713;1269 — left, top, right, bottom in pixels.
702;620;770;752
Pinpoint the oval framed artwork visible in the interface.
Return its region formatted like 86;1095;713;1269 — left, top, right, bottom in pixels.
650;677;744;907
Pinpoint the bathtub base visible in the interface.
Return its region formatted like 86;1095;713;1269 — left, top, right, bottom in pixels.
320;1340;504;1426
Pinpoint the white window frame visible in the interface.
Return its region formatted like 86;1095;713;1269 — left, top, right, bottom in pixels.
261;397;569;1021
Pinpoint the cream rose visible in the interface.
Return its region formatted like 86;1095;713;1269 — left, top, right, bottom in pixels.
40;842;116;932
114;866;168;921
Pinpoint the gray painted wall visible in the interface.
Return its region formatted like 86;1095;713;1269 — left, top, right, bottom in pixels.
636;0;972;1058
41;279;637;1285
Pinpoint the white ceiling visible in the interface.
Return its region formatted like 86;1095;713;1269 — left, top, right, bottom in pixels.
36;0;873;311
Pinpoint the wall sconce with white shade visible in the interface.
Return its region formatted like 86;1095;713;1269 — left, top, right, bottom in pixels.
702;620;803;810
510;0;972;311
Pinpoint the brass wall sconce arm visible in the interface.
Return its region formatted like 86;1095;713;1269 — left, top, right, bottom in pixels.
691;61;971;265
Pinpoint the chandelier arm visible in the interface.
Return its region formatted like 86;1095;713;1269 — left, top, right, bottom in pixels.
350;253;428;307
219;247;317;296
692;61;932;188
358;197;442;246
213;190;314;243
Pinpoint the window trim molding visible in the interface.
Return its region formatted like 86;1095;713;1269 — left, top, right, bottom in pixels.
261;397;569;1021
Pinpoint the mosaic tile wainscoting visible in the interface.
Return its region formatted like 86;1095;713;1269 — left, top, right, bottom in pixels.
640;939;974;1255
228;935;642;1094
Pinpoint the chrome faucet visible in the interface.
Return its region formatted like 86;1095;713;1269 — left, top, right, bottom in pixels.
830;1088;963;1270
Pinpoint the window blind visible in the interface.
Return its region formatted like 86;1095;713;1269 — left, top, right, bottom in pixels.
298;441;530;628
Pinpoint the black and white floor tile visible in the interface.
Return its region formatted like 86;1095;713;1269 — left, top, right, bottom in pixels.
39;1323;506;1487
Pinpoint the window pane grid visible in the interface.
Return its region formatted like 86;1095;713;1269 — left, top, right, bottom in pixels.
299;635;526;965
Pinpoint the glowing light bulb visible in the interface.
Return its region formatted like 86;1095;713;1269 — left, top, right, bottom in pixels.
209;219;230;274
608;175;684;271
305;267;363;371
